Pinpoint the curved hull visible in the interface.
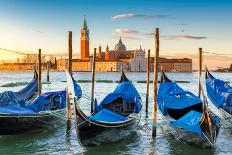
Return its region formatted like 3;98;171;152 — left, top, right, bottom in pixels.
164;111;220;148
0;109;65;134
76;110;141;147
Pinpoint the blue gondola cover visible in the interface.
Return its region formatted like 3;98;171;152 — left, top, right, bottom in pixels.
170;110;202;134
99;81;142;113
158;82;202;115
206;74;232;114
0;80;82;115
90;109;128;122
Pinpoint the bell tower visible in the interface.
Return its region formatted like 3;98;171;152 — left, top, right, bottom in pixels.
80;16;89;59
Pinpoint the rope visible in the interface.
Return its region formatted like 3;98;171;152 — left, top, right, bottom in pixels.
0;47;67;57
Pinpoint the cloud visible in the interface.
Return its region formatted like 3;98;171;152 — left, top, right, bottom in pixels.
113;28;206;41
114;29;140;34
112;13;169;19
112;30;143;40
160;35;207;40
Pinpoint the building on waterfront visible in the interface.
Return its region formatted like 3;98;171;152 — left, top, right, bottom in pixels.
0;63;35;71
149;57;192;72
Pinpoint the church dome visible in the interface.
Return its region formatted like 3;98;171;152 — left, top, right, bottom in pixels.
114;38;126;52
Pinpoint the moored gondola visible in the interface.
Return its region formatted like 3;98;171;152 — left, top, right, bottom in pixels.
66;70;142;147
0;72;82;134
158;71;220;148
205;68;232;124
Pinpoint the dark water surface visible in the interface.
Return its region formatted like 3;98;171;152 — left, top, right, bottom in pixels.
0;72;231;155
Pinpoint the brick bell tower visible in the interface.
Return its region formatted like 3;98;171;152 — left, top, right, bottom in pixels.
80;16;89;59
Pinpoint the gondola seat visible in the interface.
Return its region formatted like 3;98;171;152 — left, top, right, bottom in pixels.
90;109;128;122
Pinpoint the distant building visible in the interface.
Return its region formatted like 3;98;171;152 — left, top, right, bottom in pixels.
149;57;192;72
0;63;35;70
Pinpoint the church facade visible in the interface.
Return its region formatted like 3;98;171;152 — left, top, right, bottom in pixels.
70;17;146;72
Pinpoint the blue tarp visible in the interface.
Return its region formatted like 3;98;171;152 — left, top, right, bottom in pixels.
170;110;202;134
0;104;36;115
26;80;82;113
0;70;38;105
0;80;82;115
206;74;232;114
90;109;128;122
99;81;142;113
158;82;202;115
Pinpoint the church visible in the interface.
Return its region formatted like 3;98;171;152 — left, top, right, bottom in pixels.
64;17;146;72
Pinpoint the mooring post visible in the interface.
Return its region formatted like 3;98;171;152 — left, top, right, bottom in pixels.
66;31;72;120
152;28;159;137
198;48;202;97
91;48;97;114
145;49;151;115
46;62;50;82
38;49;42;96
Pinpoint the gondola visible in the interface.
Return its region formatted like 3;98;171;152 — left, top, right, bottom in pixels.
66;70;142;147
205;68;232;123
0;72;82;134
157;72;220;147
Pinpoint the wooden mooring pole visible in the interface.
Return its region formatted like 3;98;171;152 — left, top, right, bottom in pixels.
46;62;50;82
198;48;202;97
152;28;159;137
91;48;97;114
66;31;72;120
145;49;151;115
38;49;42;96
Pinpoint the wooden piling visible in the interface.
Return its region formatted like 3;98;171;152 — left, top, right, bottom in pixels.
198;48;202;97
38;49;42;95
46;62;50;82
145;49;151;115
91;48;97;114
66;31;72;120
152;28;159;137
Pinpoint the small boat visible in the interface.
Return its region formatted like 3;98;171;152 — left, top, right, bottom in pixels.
158;72;220;147
205;68;232;124
0;72;82;134
66;70;142;147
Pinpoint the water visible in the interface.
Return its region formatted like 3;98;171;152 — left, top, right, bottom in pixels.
0;71;231;155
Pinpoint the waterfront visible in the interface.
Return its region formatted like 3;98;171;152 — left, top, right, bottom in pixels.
0;71;231;155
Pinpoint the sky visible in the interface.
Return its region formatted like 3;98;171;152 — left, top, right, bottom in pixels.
0;0;232;69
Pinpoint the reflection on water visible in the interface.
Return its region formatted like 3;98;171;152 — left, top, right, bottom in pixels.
0;72;231;154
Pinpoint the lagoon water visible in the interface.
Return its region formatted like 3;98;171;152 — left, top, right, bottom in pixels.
0;71;231;155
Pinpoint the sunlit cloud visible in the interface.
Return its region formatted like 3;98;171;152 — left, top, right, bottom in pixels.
112;13;170;19
114;29;140;34
161;35;207;40
112;31;143;40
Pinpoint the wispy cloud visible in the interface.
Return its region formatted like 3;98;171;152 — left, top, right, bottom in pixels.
114;29;140;34
112;30;143;40
113;28;206;40
112;13;170;20
161;35;207;40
